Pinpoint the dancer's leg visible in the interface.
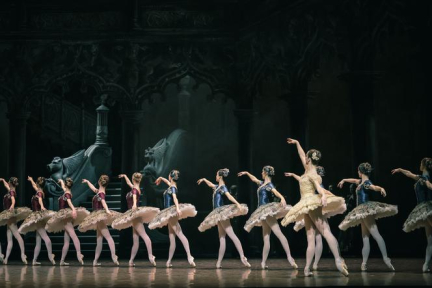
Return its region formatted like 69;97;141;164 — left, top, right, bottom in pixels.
61;231;71;263
313;228;323;270
361;221;371;269
64;222;83;263
98;222;117;263
93;229;103;265
169;219;192;259
424;224;432;272
9;223;26;257
133;221;154;261
216;223;227;268
5;228;13;262
33;232;42;264
265;216;296;267
36;228;54;264
220;220;248;261
129;228;139;264
261;220;271;269
363;216;394;270
167;224;176;266
304;214;316;276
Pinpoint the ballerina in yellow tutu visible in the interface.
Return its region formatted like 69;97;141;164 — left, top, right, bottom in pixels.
281;138;348;277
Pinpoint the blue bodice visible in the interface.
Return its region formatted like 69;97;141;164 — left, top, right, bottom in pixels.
163;186;177;208
257;181;275;206
415;174;431;204
213;185;228;209
356;180;372;206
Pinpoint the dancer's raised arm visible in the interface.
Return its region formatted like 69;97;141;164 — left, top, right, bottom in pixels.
287;138;307;169
118;174;134;189
81;179;98;193
155;176;170;186
237;171;261;185
284;172;301;182
337;178;361;188
27;176;39;192
0;178;10;191
197;178;216;189
391;168;419;180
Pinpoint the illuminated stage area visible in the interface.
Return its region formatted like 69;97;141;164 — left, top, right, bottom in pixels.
1;258;431;287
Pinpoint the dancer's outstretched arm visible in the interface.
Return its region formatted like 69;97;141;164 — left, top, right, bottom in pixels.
172;193;182;217
284;172;301;182
197;178;216;189
27;176;39;192
391;168;419;180
337;178;361;188
287;138;306;169
101;198;112;215
118;174;134;189
270;188;287;206
225;192;244;210
82;179;98;193
237;171;261;185
0;178;10;191
155;177;170;186
368;184;387;197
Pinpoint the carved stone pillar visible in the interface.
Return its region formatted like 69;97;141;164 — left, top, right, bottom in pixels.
7;111;30;206
119;110;144;255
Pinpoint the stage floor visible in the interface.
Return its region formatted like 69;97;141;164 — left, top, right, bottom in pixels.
0;258;431;287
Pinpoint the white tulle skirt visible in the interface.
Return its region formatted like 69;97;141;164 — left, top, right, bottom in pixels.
244;202;291;232
18;210;56;234
198;204;248;232
403;201;432;233
0;207;32;226
148;204;197;230
78;210;121;232
111;206;160;230
45;207;90;233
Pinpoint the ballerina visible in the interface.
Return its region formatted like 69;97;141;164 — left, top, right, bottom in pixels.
45;178;89;266
112;173;159;267
392;157;432;272
285;166;329;271
148;170;197;268
338;162;397;271
18;176;55;266
197;168;251;268
238;165;297;270
79;175;120;266
281;138;348;276
0;177;31;265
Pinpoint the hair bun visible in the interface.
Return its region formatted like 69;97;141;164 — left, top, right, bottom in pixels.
218;168;230;177
263;165;275;176
170;170;180;181
359;162;373;175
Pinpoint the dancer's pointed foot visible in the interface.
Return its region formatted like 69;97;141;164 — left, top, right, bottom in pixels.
260;262;268;270
77;253;84;265
304;267;313;277
361;262;367;271
93;260;101;267
422;262;430;273
50;254;56;265
166;261;173;268
288;257;298;269
60;261;69;266
129;261;135;267
336;258;349;276
312;263;318;271
383;257;395;271
112;255;119;266
188;256;196;268
149;255;156;267
21;254;28;265
32;260;41;266
241;256;251;268
0;253;4;263
216;261;222;269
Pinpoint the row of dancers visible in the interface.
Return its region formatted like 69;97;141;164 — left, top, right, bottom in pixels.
0;138;431;277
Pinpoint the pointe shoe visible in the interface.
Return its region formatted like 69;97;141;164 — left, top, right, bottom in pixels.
0;253;4;262
241;256;251;268
93;260;101;267
149;255;156;267
112;255;119;266
335;258;349;276
21;254;28;265
50;254;56;265
216;261;222;269
341;258;348;270
288;257;298;269
166;261;173;268
361;262;367;271
188;256;196;268
312;263;318;271
383;257;395;271
60;261;69;266
304;267;313;277
129;261;135;267
77;253;84;265
260;262;268;270
32;260;41;266
422;262;430;273
2;259;7;265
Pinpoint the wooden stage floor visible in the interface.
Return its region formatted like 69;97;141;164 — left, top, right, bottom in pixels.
0;258;431;287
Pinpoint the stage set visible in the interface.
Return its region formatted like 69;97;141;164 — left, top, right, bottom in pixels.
0;0;431;287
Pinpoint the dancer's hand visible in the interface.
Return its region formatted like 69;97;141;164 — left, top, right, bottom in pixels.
72;209;77;219
118;174;126;179
284;172;294;177
41;207;46;211
27;176;33;181
155;177;162;185
237;171;248;177
380;188;387;197
280;198;287;207
132;204;137;210
321;194;327;206
286;138;298;145
391;168;401;175
82;179;89;184
176;208;182;217
236;203;243;211
106;210;112;216
57;179;64;184
9;206;13;211
337;180;344;188
197;178;205;185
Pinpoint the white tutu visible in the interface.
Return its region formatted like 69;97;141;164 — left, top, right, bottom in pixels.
18;210;56;234
403;201;432;233
112;207;160;230
45;207;90;233
78;210;121;232
244;202;292;232
198;204;248;232
148;204;197;230
0;207;32;226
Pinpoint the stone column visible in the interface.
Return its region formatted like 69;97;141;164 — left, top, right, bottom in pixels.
7;111;30;206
